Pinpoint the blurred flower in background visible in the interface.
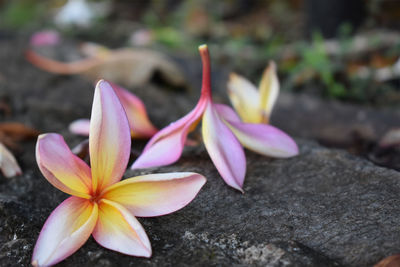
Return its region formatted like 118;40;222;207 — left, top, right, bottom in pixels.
54;0;110;28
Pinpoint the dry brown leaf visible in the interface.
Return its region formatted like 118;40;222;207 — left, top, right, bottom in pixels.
26;44;187;89
0;122;39;141
0;100;12;116
374;254;400;267
0;122;39;178
0;122;39;150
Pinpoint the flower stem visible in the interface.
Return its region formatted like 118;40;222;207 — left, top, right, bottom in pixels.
198;44;212;100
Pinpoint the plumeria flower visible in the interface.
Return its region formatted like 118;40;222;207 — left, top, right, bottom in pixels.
131;45;298;192
32;80;206;266
69;81;157;139
227;61;279;124
0;142;22;178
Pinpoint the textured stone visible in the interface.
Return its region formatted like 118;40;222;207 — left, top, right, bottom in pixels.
1;139;400;266
0;36;399;267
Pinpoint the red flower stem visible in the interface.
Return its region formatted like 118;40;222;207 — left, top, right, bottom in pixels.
198;44;212;100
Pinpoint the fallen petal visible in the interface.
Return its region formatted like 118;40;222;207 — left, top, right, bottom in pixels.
32;197;98;267
0;143;22;178
131;99;206;169
202;103;246;192
259;61;279;124
227;73;261;123
93;199;151;257
69;85;157;139
36;133;92;198
110;82;158;138
102;172;206;217
90;80;131;193
69;119;90;136
216;104;299;158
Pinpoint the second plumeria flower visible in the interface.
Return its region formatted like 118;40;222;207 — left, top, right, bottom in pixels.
32;80;206;266
132;45;298;192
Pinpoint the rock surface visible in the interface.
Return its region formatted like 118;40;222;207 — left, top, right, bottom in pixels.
0;36;399;266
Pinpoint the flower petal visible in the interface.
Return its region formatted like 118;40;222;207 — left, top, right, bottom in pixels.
215;104;299;158
227;73;261;123
0;143;22;178
110;82;158;138
101;172;206;217
30;30;60;47
36;133;92;198
131;99;206;169
69;85;157;139
89;80;131;193
93;199;151;257
202;103;246;192
32;197;98;267
259;61;279;123
69;119;90;136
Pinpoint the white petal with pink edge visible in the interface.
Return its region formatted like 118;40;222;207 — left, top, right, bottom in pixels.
36;133;92;198
102;172;206;217
89;80;131;192
110;82;158;138
215;104;299;158
31;197;98;267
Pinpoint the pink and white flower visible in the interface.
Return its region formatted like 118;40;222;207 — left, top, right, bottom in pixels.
132;45;298;192
32;80;206;266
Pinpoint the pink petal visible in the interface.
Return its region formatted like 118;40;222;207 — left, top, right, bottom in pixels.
110;82;158;138
36;134;92;199
68;85;157;139
131;99;207;169
31;197;98;267
102;172;206;217
0;143;22;178
69;119;90;136
30;30;60;47
202;103;246;192
89;80;131;193
215;104;299;158
93;199;151;257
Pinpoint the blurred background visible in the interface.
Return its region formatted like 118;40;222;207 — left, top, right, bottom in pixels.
1;0;400;105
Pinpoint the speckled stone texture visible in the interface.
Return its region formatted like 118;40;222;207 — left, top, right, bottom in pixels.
0;36;399;266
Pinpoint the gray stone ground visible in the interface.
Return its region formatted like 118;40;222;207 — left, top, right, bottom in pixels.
0;37;399;266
